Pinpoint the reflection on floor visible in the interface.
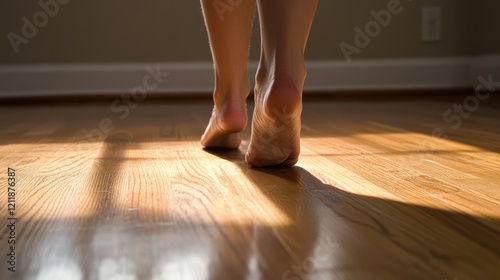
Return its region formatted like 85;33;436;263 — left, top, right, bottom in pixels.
0;94;499;279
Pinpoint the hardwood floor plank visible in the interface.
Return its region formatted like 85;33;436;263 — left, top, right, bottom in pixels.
1;95;499;280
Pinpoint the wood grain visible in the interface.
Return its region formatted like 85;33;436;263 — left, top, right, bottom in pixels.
1;94;499;280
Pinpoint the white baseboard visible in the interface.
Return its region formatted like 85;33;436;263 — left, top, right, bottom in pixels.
305;57;471;91
0;55;499;98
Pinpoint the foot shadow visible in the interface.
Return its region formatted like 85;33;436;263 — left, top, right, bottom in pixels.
204;148;500;279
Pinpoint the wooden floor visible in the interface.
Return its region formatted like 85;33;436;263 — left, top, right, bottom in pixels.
1;94;500;280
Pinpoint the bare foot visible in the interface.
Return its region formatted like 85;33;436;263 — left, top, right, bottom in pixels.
246;73;303;167
201;95;248;149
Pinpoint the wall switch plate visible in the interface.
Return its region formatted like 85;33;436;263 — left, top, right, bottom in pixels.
422;7;442;42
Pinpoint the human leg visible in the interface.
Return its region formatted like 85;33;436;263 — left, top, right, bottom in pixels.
200;0;256;149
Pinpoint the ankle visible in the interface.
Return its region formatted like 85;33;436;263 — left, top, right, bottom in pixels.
254;72;302;118
213;83;250;109
255;58;307;93
211;85;248;132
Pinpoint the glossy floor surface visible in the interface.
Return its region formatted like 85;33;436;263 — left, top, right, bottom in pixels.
1;94;500;280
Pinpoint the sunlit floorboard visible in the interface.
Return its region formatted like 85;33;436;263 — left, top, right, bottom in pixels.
0;94;499;280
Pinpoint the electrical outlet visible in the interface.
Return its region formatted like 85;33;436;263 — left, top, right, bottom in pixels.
422;7;442;42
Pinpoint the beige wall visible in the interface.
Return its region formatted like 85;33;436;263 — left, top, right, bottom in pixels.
1;0;499;64
469;0;500;55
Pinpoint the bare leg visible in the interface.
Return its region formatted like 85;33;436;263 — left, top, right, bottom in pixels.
200;0;256;149
245;0;318;166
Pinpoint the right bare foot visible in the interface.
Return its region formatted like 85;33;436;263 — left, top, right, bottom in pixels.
201;93;248;149
246;70;304;167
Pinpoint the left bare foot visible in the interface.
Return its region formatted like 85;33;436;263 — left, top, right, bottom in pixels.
201;93;248;149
